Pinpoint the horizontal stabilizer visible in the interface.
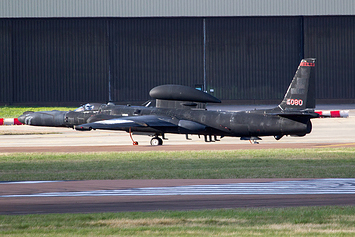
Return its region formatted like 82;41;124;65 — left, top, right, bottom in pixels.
267;110;320;118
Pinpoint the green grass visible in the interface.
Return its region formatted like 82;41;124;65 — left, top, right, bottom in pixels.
1;148;354;181
1;206;355;236
0;106;77;118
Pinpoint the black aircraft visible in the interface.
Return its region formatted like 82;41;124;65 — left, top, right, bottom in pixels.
17;102;153;127
75;58;319;145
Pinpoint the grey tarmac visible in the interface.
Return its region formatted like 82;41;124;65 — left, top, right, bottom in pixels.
1;142;355;153
1;179;355;215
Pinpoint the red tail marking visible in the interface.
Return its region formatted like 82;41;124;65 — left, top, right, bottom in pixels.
300;62;315;67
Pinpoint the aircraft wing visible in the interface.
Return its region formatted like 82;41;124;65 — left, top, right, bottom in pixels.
75;115;178;131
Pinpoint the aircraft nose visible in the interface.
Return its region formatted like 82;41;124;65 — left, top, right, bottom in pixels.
17;111;66;126
18;112;41;125
17;114;27;124
18;111;35;125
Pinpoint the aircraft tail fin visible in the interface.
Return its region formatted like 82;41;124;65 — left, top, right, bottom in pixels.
278;58;316;111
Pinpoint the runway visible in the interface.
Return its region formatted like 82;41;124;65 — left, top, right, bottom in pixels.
0;106;354;214
1;179;355;215
1;142;355;153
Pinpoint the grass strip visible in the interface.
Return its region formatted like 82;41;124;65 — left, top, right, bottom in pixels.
0;106;76;118
1;206;355;236
0;148;354;181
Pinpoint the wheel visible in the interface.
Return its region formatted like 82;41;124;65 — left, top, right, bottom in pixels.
150;137;163;146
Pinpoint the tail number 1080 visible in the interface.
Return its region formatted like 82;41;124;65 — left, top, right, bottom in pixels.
286;99;303;106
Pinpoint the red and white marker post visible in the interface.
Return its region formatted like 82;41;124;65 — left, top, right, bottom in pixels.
0;118;23;125
315;110;349;118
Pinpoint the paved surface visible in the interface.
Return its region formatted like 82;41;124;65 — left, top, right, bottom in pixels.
1;142;355;153
0;105;354;214
1;179;355;215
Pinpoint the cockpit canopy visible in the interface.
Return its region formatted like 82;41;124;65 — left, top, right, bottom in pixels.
74;103;103;112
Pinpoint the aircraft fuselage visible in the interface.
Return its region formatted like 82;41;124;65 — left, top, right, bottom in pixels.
96;106;312;138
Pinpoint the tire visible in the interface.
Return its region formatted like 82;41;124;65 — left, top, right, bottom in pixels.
150;137;163;146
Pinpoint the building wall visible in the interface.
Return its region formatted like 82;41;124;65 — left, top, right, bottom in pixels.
0;20;12;104
108;18;204;102
1;19;109;104
206;17;302;100
0;16;354;105
1;0;355;18
305;16;355;100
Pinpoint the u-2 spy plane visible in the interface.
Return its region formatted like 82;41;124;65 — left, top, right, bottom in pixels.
75;58;319;145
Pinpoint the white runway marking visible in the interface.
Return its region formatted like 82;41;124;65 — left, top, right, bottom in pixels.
0;181;62;184
2;179;355;198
